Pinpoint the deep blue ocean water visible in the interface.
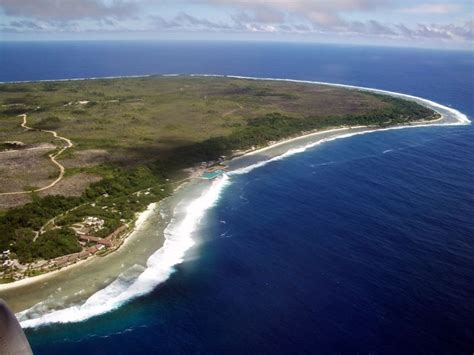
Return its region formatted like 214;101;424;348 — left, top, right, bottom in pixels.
1;42;473;354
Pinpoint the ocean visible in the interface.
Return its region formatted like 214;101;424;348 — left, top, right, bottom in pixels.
1;41;473;354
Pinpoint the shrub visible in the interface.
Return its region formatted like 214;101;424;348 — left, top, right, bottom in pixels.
32;116;61;130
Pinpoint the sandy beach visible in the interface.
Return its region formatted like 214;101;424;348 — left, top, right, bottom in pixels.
0;124;438;313
0;198;181;313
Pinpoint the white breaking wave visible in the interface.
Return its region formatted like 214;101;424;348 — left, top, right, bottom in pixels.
230;128;406;176
229;123;469;177
18;75;470;328
19;175;231;328
0;74;152;85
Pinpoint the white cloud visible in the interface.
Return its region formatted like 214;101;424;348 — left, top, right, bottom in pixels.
209;0;388;27
0;0;138;20
399;3;463;15
1;0;472;47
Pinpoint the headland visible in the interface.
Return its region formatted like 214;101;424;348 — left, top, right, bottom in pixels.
0;75;468;326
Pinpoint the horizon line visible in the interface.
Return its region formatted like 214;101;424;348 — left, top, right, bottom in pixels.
1;38;472;52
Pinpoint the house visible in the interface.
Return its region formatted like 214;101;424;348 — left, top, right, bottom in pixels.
87;246;99;254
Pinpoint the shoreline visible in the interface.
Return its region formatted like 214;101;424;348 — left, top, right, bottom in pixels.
0;70;470;123
0;199;176;314
0;71;470;124
0;121;441;292
1;121;447;317
241;115;447;159
0;202;158;292
0;76;469;327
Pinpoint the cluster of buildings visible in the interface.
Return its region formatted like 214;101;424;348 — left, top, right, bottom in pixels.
0;216;130;281
48;247;99;268
199;155;227;169
52;217;129;268
72;216;116;248
0;251;28;277
72;216;105;236
1;250;33;281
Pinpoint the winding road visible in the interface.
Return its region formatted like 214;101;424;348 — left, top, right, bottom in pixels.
0;113;73;196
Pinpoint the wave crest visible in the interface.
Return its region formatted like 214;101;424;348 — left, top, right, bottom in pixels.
19;175;231;328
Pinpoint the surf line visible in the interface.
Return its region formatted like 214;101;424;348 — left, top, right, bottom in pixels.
18;76;470;328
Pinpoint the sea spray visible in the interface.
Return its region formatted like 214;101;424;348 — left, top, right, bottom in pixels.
19;175;231;328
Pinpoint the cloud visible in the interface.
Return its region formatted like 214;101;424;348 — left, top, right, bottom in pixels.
174;12;231;29
209;0;388;27
346;20;396;36
1;19;82;33
0;0;138;20
231;9;286;25
8;20;43;30
395;21;474;41
151;12;232;31
148;9;472;43
399;3;463;15
1;0;472;46
208;0;472;43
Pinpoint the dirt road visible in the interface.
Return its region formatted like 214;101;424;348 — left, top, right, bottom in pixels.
0;113;73;196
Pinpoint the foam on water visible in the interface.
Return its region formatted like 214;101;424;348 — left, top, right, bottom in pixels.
229;124;469;177
18;76;470;328
19;175;231;328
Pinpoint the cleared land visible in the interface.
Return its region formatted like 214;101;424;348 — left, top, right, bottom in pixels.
0;143;57;193
1;76;400;164
0;76;438;277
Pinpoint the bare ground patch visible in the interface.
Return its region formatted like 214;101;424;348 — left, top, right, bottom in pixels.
39;172;102;198
0;145;58;193
61;149;111;169
0;173;102;210
0;194;32;210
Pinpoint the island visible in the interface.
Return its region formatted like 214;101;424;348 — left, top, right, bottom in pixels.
0;75;439;285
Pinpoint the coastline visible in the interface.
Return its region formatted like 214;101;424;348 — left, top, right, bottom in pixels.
0;202;158;292
0;200;174;313
0;124;437;294
0;76;469;328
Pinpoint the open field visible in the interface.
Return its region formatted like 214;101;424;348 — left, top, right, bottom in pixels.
0;143;57;193
1;76;394;163
0;76;438;277
0;76;435;195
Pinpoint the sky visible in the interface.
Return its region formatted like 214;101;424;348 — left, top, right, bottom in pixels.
0;0;473;49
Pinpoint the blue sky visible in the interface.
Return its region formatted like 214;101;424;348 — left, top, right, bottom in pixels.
0;0;472;49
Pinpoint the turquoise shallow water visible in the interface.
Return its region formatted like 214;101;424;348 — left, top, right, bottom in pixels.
1;42;473;354
201;170;225;179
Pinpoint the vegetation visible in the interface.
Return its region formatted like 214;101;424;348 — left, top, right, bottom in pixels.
0;142;25;151
32;228;81;261
154;97;436;169
0;76;437;263
32;116;61;130
0;167;169;262
11;227;82;263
